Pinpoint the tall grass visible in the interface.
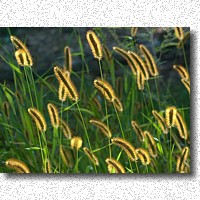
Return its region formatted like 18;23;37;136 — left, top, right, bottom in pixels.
0;27;190;173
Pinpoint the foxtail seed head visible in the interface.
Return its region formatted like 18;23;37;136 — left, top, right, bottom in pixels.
173;65;189;81
86;30;102;60
111;137;138;161
128;51;149;80
5;158;30;173
130;27;138;37
113;97;123;112
174;27;184;41
60;145;74;168
113;46;137;75
165;106;177;128
28;107;47;132
47;103;59;128
174;111;188;140
105;158;125;173
64;46;72;72
176;147;190;173
139;44;159;76
90;119;112;138
144;131;158;158
10;35;33;67
136;148;151;165
152;110;168;134
136;70;145;90
58;83;68;102
71;136;83;150
54;66;79;102
131;120;144;142
181;79;190;94
83;147;99;166
59;118;73;140
94;78;116;102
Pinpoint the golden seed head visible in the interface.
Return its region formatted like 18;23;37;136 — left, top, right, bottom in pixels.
130;27;138;37
113;46;137;75
181;79;190;94
94;78;116;102
136;70;145;90
28;107;47;132
136;148;151;165
174;111;188;140
128;51;149;80
64;46;72;72
152;110;168;134
113;97;123;112
174;27;184;41
58;83;68;102
83;147;99;166
131;120;144;142
5;158;30;173
59;118;73;140
139;44;159;76
173;64;190;81
86;30;102;60
144;131;158;158
177;147;190;173
10;35;33;67
105;158;125;173
90;119;112;138
111;137;138;161
60;145;74;168
54;66;79;102
165;106;177;128
71;136;83;150
47;103;59;128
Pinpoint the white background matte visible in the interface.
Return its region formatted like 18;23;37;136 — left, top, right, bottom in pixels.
0;0;199;199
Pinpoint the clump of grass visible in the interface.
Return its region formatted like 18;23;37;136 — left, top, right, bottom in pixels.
0;27;190;173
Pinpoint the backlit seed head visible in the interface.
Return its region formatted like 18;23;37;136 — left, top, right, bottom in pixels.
60;145;74;168
181;79;190;94
144;131;158;158
94;78;116;102
136;148;151;165
128;51;149;80
90;119;112;138
130;27;138;37
105;158;125;173
28;107;47;132
131;120;144;142
139;44;159;76
10;35;33;67
47;103;59;128
54;66;79;102
64;46;72;72
111;137;138;161
173;65;190;81
152;110;168;134
5;158;30;173
83;147;99;166
174;111;188;140
174;27;184;41
113;97;123;112
59;118;73;140
113;46;137;75
165;106;177;128
71;136;83;150
86;30;102;60
176;147;190;173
